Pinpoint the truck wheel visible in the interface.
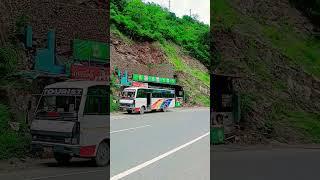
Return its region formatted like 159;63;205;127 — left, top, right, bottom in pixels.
127;110;132;114
94;142;110;167
54;153;71;165
140;106;145;115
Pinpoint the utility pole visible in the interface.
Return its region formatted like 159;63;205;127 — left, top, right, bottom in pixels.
168;0;171;11
189;9;192;17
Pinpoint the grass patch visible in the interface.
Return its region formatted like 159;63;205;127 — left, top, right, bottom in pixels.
111;25;135;45
286;112;320;143
161;42;210;87
214;0;320;78
0;104;30;160
262;25;320;77
211;0;239;29
0;45;19;77
110;95;120;112
195;94;210;107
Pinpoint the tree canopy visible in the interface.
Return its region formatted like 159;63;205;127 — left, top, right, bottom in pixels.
111;0;210;66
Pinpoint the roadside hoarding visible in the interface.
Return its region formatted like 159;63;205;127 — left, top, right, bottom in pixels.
132;82;148;88
132;74;176;85
70;64;109;81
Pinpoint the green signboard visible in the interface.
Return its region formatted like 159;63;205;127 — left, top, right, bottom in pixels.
132;74;176;85
73;39;109;62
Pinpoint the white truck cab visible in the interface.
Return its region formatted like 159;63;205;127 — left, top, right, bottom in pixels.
30;80;109;166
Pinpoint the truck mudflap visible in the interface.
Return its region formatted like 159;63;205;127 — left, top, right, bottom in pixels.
79;145;97;157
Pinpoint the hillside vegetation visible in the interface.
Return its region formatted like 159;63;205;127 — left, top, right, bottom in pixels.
111;0;210;66
111;0;210;106
212;0;320;143
0;48;31;159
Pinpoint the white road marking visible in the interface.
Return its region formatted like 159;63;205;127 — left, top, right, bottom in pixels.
110;132;210;180
28;170;106;180
171;108;209;113
110;125;151;134
111;116;130;121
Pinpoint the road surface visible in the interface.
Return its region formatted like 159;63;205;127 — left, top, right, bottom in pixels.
212;145;320;180
0;108;209;180
0;159;108;180
111;108;210;180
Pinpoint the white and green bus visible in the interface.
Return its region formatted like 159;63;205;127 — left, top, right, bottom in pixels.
119;87;176;114
30;80;109;166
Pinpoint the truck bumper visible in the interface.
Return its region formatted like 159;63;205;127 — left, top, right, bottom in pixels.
120;106;135;111
31;141;80;157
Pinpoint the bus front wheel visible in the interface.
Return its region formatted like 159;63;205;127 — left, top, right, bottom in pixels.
140;106;145;114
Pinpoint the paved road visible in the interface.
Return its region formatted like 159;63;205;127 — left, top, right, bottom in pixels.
0;108;209;180
0;159;108;180
212;145;320;180
111;108;210;180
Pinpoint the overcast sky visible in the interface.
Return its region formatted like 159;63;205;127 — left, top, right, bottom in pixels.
142;0;210;25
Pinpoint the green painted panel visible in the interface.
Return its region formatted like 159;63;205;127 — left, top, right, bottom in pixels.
210;127;224;144
73;39;109;62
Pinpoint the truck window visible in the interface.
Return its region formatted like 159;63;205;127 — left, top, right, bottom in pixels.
84;85;108;115
36;88;82;118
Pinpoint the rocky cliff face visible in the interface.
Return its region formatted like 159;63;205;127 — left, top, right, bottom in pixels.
0;0;110;125
111;34;175;78
213;0;320;144
1;0;109;56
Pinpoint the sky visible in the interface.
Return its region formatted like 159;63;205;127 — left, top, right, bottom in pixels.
142;0;210;25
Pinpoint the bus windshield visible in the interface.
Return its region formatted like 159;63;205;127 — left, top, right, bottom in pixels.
121;90;135;99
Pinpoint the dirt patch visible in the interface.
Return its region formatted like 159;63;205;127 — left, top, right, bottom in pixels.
111;33;175;78
230;0;314;34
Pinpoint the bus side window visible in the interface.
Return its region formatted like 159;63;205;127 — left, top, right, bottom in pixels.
154;92;160;98
136;90;141;98
137;89;146;98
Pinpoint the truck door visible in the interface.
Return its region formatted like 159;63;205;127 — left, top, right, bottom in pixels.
80;85;109;157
